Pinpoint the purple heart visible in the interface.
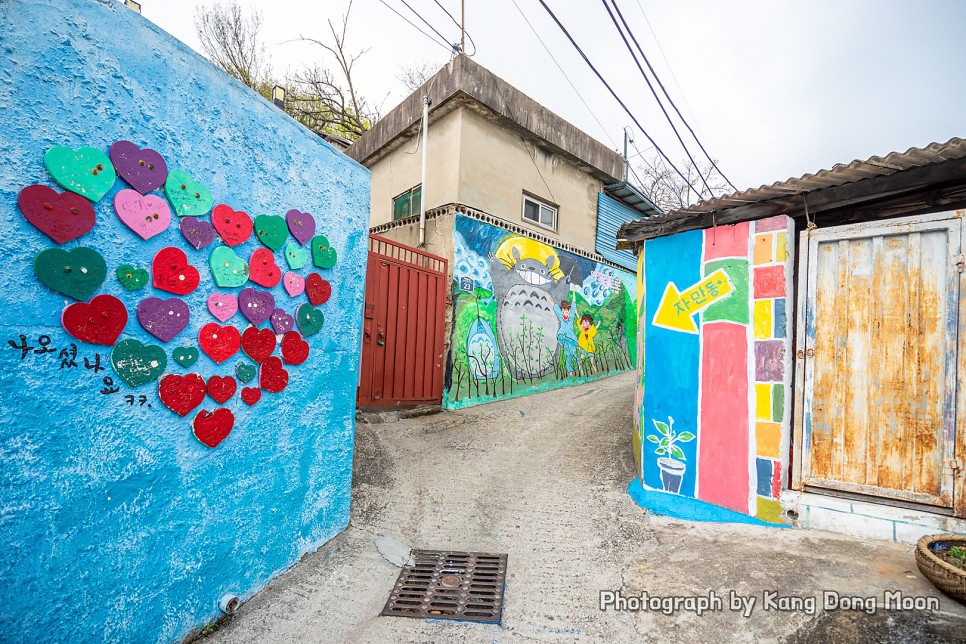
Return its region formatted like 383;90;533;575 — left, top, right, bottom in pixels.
109;140;169;195
238;287;275;327
136;297;190;343
180;216;215;250
270;308;295;335
286;208;316;246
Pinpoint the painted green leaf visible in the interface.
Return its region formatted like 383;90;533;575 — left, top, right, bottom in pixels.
652;420;669;435
646;435;660;444
670;445;686;460
677;431;696;442
659;437;669;448
655;448;667;456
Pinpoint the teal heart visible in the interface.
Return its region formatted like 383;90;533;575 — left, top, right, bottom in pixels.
110;339;167;387
297;303;324;337
284;243;307;270
44;146;116;202
34;247;107;301
164;169;213;218
116;264;148;291
254;215;288;251
236;362;256;383
209;246;250;287
311;235;338;269
172;346;199;367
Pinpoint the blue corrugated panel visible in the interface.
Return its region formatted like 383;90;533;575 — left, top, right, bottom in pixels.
596;192;642;271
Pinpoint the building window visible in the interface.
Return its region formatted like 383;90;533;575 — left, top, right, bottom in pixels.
392;185;422;221
522;194;557;231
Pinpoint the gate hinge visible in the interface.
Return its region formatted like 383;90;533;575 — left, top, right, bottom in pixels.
947;459;962;472
955;256;964;273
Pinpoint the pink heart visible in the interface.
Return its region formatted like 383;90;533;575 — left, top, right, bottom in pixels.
207;292;238;322
284;272;305;297
114;189;172;240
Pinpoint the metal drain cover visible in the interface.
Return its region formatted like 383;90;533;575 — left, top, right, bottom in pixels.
381;550;508;624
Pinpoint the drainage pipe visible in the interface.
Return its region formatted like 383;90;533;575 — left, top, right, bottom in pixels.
419;95;431;246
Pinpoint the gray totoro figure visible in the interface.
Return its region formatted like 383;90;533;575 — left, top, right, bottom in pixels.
490;247;570;379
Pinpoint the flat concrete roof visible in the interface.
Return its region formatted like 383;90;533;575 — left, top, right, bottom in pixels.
346;56;623;182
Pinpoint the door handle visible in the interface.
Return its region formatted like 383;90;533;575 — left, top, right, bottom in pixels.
377;331;386;346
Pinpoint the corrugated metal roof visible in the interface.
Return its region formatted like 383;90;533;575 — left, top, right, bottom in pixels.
603;181;663;218
645;137;966;220
596;193;642;271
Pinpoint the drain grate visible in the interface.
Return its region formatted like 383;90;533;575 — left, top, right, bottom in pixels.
381;550;508;624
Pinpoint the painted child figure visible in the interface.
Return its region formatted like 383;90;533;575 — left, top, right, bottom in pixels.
551;291;580;373
578;313;598;368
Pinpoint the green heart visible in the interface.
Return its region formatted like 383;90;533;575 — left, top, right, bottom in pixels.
209;246;250;287
254;215;288;251
172;347;200;367
284;243;307;270
44;146;116;203
34;247;107;301
164;169;213;218
311;235;338;269
297;303;324;337
236;362;256;383
116;264;149;291
110;338;167;387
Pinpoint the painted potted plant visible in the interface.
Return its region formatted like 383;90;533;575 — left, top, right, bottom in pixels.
647;416;695;494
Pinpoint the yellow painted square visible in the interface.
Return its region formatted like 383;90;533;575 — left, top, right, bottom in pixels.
753;299;773;339
776;231;788;262
756;497;784;524
755;384;772;420
753;234;774;265
756;422;781;458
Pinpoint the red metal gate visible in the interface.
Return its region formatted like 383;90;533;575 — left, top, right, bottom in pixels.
358;235;448;407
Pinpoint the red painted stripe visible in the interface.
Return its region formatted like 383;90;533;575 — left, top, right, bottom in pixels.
703;221;749;261
698;322;750;513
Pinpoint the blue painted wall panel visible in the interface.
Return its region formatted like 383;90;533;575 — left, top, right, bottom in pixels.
0;1;369;642
595;193;641;271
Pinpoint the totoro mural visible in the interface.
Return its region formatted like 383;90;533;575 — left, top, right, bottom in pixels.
445;215;637;408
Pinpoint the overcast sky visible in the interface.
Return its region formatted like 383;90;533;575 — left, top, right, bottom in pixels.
139;0;965;195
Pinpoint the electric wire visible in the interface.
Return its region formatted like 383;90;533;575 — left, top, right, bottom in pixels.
509;0;618;149
601;0;712;196
534;0;701;200
431;0;477;56
374;0;455;54
613;0;738;192
398;0;459;55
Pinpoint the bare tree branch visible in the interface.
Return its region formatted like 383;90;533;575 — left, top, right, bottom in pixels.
195;2;269;92
634;156;729;213
399;61;440;92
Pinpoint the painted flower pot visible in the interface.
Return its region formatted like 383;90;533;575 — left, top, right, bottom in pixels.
657;457;686;494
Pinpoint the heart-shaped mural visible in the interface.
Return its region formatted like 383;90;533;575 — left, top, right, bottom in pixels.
286;208;316;246
18;184;96;244
210;246;250;288
296;303;324;337
311;235;338;269
207;292;238;322
305;273;332;306
270;308;295;335
164;169;213;218
172;346;200;368
158;373;207;417
114;189;172;240
281;331;310;365
207;375;237;405
241;326;276;363
152;247;200;295
35;247;107;301
110;338;167;387
249;248;282;288
253;214;288;251
212;204;253;247
137;296;190;343
192;408;235;448
116;264;149;291
239;287;275;327
198;322;241;364
284;243;307;270
236;362;256;383
241;387;261;406
61;294;128;346
44;146;116;202
109;140;169;195
259;356;289;393
180;216;215;250
284;272;305;297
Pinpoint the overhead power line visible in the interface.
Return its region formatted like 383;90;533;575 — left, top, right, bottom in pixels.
398;0;459;55
534;0;702;200
601;0;712;196
431;0;477;55
611;0;738;192
374;0;455;54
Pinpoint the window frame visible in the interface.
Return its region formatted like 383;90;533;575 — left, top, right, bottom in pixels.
521;193;558;232
392;184;422;221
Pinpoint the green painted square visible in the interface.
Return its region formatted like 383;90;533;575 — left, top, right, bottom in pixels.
772;384;784;422
703;258;749;324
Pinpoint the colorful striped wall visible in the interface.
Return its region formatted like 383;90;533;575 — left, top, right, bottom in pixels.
635;216;793;524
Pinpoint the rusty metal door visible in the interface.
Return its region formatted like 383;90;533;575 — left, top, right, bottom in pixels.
800;211;962;507
358;235;447;407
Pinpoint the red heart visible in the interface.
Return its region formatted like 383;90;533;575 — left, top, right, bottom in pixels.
198;322;241;364
61;294;128;345
241;326;276;363
212;204;253;247
249;248;282;288
259;356;289;393
158;373;207;417
241;387;261;406
192;408;235;448
305;273;332;306
18;184;96;244
207;375;237;404
152;247;200;295
281;331;310;365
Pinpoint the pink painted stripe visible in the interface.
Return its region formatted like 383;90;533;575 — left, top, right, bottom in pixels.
754;215;788;232
703;221;749;261
698;322;750;513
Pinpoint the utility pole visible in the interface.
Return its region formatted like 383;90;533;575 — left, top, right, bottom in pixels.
461;0;466;56
623;126;634;182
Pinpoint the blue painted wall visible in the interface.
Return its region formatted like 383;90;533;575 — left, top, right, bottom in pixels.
0;1;369;642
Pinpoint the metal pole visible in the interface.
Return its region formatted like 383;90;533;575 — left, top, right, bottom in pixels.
623;127;629;182
461;0;466;55
419;96;431;246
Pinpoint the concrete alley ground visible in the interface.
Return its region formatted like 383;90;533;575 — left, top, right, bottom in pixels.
206;372;966;643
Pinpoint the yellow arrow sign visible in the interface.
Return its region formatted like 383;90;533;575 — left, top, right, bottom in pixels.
652;268;735;334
